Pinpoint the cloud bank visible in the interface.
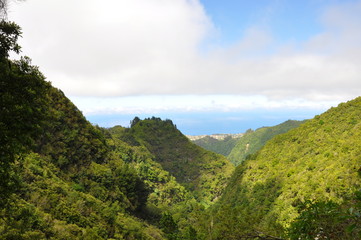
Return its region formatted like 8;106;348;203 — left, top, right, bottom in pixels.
9;0;361;102
71;95;340;116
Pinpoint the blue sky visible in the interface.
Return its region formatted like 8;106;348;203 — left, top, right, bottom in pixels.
9;0;361;135
201;0;323;45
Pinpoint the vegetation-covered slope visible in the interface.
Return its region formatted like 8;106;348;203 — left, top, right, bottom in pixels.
109;117;235;206
228;120;304;166
0;20;203;239
192;136;239;156
0;62;205;239
4;17;361;240
0;52;162;238
206;98;361;239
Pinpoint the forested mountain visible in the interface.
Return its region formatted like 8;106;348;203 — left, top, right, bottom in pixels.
204;97;361;239
191;120;302;162
192;135;240;156
228;120;305;166
109;117;235;206
0;20;204;239
0;47;159;238
2;18;361;240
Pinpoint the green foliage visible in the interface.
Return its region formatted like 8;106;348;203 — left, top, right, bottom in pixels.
106;127;207;236
206;97;361;238
287;191;361;240
111;117;235;206
4;18;361;239
0;20;50;207
0;149;164;239
192;136;239;156
1;19;214;239
35;87;110;170
184;226;198;240
159;212;179;239
287;200;346;239
0;21;165;237
228;120;304;166
0;20;21;57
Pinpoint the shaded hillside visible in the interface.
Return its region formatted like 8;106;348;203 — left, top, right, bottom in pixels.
1;71;163;238
1;66;205;238
228;120;304;166
111;117;235;206
36;87;110;171
192;135;240;156
0;21;205;239
205;97;361;239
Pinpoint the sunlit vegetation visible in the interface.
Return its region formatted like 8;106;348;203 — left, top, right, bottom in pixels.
1;20;192;239
228;120;304;166
109;117;235;207
192;135;239;156
2;18;361;240
203;97;361;239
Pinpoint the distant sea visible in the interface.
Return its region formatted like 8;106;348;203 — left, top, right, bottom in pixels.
85;108;325;135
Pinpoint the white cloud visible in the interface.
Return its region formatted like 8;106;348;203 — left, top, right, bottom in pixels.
70;95;342;117
8;0;361;106
10;0;212;96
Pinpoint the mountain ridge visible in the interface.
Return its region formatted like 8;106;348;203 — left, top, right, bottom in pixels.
186;133;243;141
2;19;361;240
110;117;235;206
228;119;305;165
206;97;361;239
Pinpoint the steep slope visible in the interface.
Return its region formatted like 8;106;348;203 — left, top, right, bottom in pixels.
1;53;207;238
192;135;240;156
206;97;361;239
36;87;110;170
228;120;305;166
2;75;209;238
1;79;170;239
112;117;235;206
1;21;186;239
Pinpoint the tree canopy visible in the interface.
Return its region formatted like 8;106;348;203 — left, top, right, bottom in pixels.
0;20;49;207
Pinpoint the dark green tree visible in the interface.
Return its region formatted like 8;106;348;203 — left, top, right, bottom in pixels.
184;226;198;240
0;20;49;207
130;116;140;127
0;20;21;57
287;200;343;240
159;212;179;239
288;190;361;239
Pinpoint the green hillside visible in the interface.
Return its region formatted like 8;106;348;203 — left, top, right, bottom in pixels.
228;120;305;166
205;98;361;239
110;117;235;206
192;136;239;156
3;18;361;240
0;20;203;239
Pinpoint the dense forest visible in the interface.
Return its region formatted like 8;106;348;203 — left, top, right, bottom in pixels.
206;98;361;239
0;19;206;239
1;13;361;240
228;120;305;166
109;118;234;207
192;135;240;157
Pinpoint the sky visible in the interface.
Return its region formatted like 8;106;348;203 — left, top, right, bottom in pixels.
8;0;361;135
